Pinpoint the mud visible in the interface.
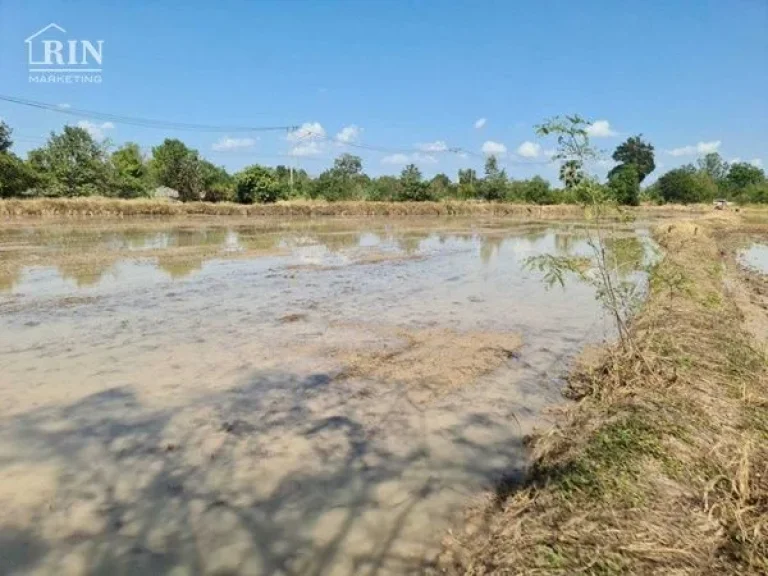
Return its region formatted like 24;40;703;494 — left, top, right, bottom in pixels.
0;217;651;575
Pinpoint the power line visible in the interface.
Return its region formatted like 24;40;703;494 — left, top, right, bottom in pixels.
0;94;298;133
1;94;557;169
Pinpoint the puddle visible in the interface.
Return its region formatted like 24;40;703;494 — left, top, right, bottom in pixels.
0;217;651;574
739;242;768;274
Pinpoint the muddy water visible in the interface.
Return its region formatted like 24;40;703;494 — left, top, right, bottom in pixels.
0;218;649;575
740;243;768;274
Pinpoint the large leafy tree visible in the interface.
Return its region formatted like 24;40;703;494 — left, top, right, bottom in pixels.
397;163;431;201
607;163;640;206
610;135;655;183
427;173;453;199
28;126;111;196
0;120;13;153
0;120;38;197
235;164;280;203
111;143;151;198
150;139;203;201
656;165;701;204
311;154;366;201
727;162;765;190
697;152;730;184
0;153;38;198
199;160;233;202
481;155;507;201
457;168;478;199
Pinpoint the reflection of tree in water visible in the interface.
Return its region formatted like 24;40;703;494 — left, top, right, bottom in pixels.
521;227;549;243
0;266;22;292
156;256;203;280
396;232;430;255
57;260;113;288
237;232;280;252
480;235;503;265
553;233;574;255
603;236;646;278
173;228;228;248
317;232;362;253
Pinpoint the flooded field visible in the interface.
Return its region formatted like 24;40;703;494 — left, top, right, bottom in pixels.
739;242;768;274
0;217;651;575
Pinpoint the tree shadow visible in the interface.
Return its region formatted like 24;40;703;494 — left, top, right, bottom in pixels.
0;368;530;575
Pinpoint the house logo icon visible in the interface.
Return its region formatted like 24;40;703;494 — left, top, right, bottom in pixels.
25;23;104;84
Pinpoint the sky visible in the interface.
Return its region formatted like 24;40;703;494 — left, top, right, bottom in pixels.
0;0;766;183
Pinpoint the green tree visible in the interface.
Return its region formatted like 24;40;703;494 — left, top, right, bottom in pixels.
235;164;281;203
28;126;111;196
697;152;729;184
428;173;453;199
150;139;203;201
727;162;765;191
274;165;310;199
607;163;640;206
367;176;399;201
333;153;363;178
311;154;366;201
610;135;655;183
458;168;478;199
656;165;701;204
559;159;583;190
0;121;13;154
397;164;431;201
481;155;507;201
199;160;233;202
0;153;38;198
111;143;151;198
522;176;555;204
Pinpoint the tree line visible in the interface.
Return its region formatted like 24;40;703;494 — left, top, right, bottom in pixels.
0;120;765;204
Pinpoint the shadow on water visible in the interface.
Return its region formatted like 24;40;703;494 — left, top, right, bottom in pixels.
0;368;527;575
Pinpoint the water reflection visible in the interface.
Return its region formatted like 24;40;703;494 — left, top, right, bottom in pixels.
0;219;649;295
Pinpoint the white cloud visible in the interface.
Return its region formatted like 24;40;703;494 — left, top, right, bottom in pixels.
381;153;410;165
481;140;507;156
474;117;487;129
417;140;448;153
586;120;617;138
667;140;722;157
57;103;71;109
516;141;541;158
287;121;325;143
751;158;763;168
212;136;256;152
381;152;437;165
336;124;361;144
290;141;323;157
77;120;114;140
730;157;742;164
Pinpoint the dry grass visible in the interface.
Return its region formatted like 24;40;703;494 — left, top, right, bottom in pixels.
0;197;713;219
437;214;768;574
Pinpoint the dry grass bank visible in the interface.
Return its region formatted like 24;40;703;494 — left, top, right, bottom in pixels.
0;197;712;219
438;214;768;574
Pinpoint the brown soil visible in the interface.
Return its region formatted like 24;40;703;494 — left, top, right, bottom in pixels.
337;327;522;404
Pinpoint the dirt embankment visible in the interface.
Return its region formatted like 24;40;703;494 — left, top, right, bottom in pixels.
0;197;712;219
438;214;768;574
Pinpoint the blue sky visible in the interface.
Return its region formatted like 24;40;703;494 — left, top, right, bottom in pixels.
0;0;766;183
